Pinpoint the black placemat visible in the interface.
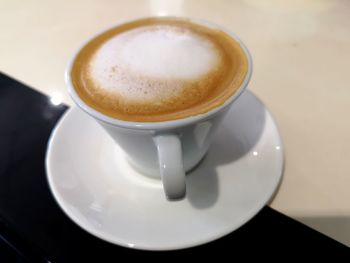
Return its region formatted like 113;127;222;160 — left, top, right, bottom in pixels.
0;73;349;262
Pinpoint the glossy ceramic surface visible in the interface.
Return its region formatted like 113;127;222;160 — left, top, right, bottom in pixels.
46;91;284;250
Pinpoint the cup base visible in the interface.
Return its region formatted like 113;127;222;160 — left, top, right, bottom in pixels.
124;151;207;181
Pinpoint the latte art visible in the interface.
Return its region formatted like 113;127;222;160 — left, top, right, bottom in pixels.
71;18;248;122
90;25;220;102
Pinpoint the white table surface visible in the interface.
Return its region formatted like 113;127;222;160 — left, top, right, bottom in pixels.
1;0;349;246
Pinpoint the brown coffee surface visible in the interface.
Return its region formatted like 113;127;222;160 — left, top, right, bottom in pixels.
71;17;248;122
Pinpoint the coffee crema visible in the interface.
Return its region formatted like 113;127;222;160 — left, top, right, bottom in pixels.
71;17;248;122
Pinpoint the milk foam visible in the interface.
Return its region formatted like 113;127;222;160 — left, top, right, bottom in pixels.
89;25;220;101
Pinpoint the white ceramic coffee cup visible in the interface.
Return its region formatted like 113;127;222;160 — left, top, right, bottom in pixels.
66;17;252;201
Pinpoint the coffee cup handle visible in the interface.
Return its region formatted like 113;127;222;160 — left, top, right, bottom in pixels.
153;134;186;201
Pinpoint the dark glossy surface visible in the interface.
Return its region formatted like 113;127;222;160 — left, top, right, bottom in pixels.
0;73;349;261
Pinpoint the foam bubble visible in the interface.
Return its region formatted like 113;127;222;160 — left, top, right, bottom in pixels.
89;25;220;102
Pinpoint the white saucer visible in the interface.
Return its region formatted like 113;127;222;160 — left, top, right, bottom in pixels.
46;91;284;250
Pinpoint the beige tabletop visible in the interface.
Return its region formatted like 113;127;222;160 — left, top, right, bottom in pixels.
1;0;350;246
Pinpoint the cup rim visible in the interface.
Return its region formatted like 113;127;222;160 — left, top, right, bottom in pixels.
66;16;253;130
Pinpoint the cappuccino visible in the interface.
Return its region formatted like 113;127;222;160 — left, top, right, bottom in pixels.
71;17;248;122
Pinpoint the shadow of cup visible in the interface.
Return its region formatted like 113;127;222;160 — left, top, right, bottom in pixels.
186;90;267;209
